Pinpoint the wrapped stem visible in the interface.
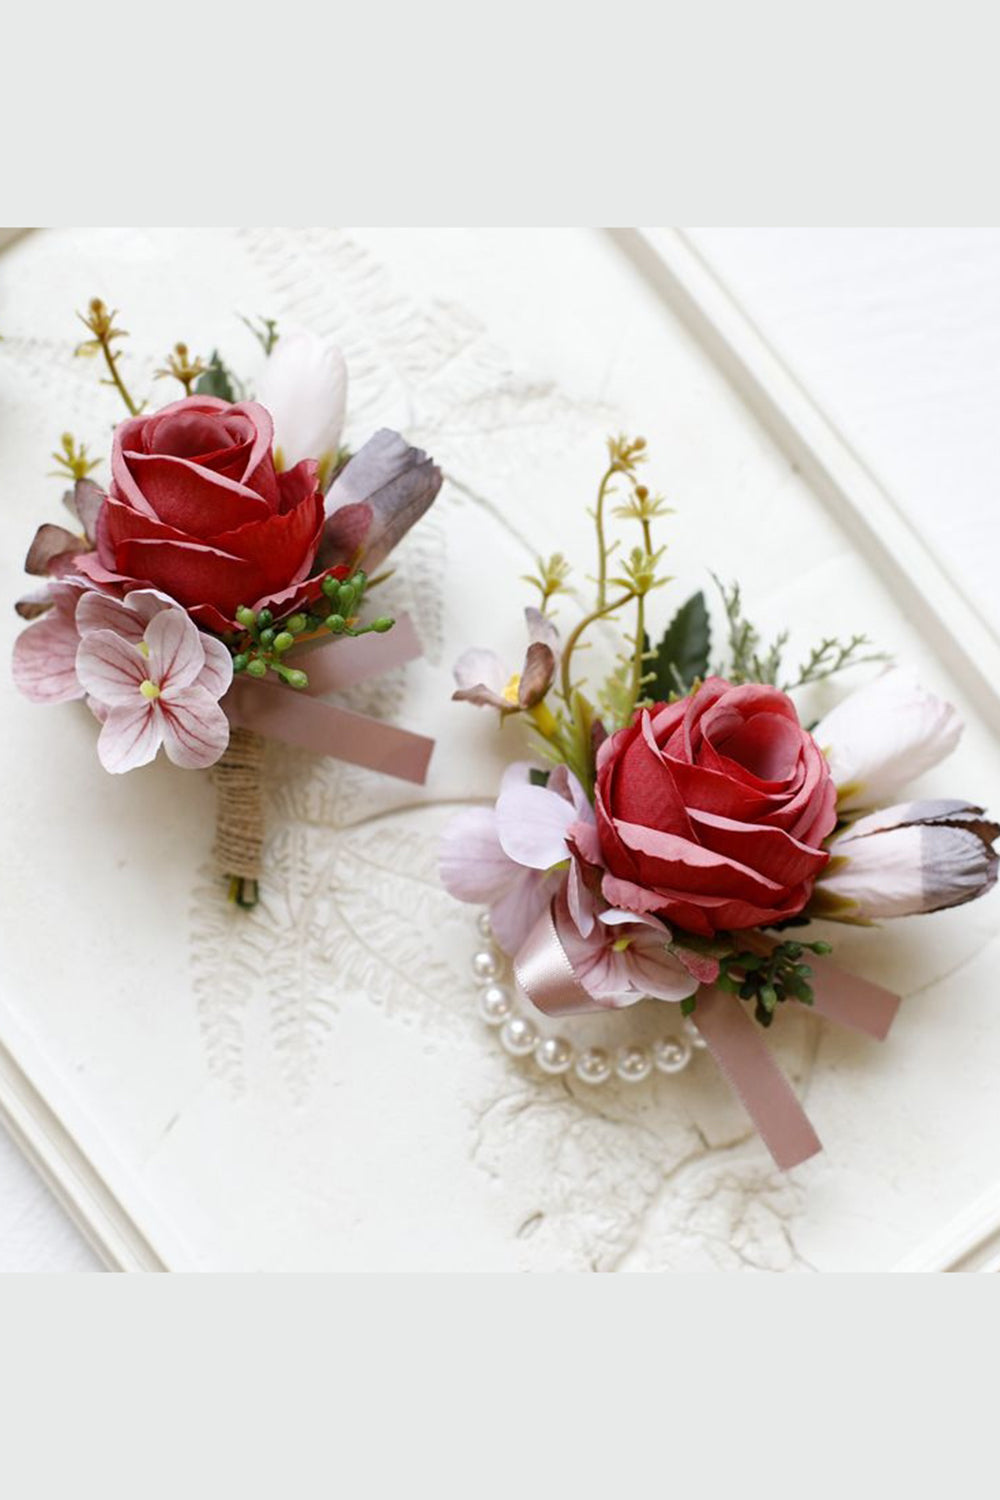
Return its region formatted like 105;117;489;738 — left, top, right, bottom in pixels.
213;727;265;908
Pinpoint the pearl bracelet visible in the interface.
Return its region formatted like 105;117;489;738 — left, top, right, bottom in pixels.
472;912;705;1086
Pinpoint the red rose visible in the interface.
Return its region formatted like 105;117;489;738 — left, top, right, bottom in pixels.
589;677;837;936
75;396;324;631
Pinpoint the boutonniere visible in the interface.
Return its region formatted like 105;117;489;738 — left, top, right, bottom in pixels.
13;301;441;905
441;437;998;1167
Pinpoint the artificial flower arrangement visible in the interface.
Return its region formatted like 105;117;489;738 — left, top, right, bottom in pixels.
441;436;999;1167
13;301;441;905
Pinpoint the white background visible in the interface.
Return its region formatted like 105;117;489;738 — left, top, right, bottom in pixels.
2;226;998;1272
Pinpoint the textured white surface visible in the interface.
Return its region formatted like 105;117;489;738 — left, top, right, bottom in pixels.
0;227;998;1271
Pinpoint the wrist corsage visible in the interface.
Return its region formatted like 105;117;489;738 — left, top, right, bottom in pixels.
441;436;998;1168
13;301;441;905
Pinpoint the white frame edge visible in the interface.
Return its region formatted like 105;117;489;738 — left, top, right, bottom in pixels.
0;227;996;1272
0;1035;167;1271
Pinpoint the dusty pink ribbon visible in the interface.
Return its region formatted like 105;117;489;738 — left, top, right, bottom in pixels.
224;611;434;785
514;900;901;1170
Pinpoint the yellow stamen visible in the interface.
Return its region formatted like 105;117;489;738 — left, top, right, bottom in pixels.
504;671;558;740
502;672;522;706
612;936;632;953
139;679;161;700
138;640;150;659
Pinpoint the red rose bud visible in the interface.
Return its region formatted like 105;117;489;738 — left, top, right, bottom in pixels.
591;677;837;937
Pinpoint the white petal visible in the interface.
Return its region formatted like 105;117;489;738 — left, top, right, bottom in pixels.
97;702;161;773
814;668;962;810
256;330;347;475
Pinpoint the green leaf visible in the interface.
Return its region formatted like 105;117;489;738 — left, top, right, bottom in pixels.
680;995;696;1017
195;350;237;402
650;591;710;699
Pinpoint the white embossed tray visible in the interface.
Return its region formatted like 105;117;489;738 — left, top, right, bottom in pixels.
1;227;998;1271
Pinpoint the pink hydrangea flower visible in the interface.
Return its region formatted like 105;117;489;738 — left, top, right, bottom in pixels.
75;594;233;773
556;904;698;1006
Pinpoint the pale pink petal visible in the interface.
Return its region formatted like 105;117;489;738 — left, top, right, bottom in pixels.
491;868;558;956
75;630;147;706
821;802;999;917
97;701;161;773
158;687;231;769
838;799;983;839
619;927;700;1002
557;909;636;1009
144;607;204;692
195;634;235;700
598;907;669;931
25;522;85;577
546;764;592;820
567;817;603;866
452;648;510;709
524;606;560;656
560;905;694;1005
567;856;596;937
121;589;177;625
12;612;84;703
495;783;576;869
15;582;59;620
76;591;148;642
440;808;516;903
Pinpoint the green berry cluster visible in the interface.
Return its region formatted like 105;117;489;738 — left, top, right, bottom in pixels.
229;569;395;689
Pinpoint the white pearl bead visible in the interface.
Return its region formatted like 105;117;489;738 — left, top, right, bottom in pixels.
500;1015;538;1057
653;1035;692;1074
478;985;513;1026
477;911;493;939
682;1015;708;1049
615;1045;652;1083
535;1036;573;1075
574;1047;612;1085
472;949;501;983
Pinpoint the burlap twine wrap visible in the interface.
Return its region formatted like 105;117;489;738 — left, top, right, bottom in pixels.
213;727;265;881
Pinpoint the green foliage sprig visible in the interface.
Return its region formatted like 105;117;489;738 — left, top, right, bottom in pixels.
682;937;833;1028
713;575;887;691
